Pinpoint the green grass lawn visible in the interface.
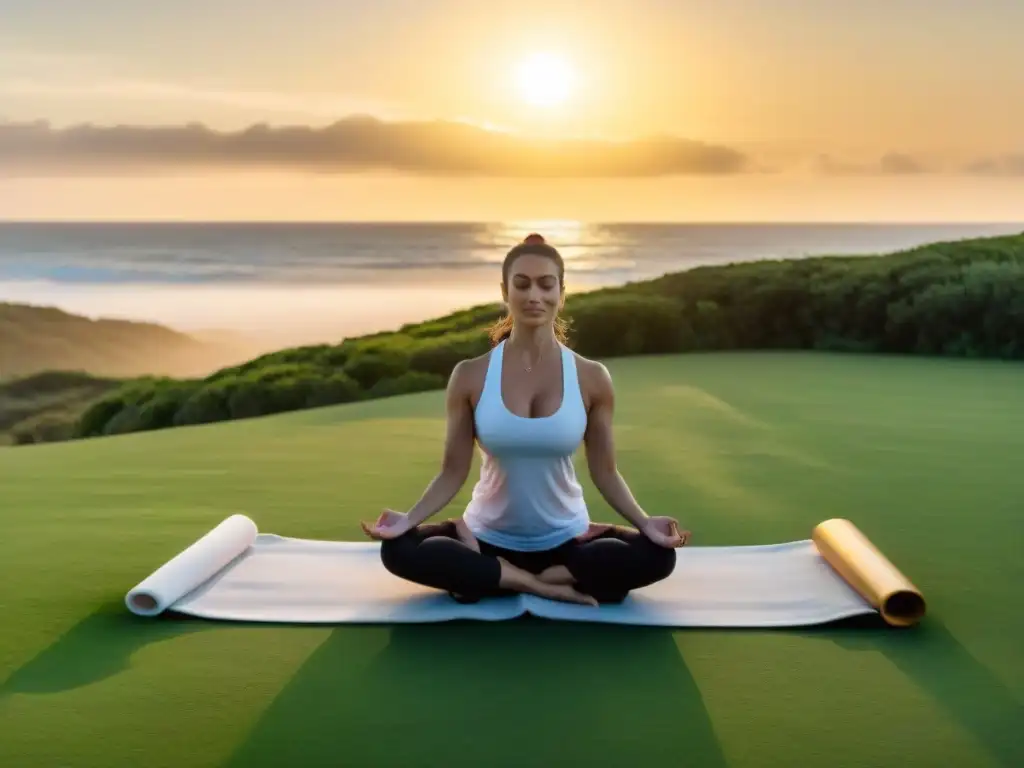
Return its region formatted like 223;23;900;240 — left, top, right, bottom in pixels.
1;351;1022;768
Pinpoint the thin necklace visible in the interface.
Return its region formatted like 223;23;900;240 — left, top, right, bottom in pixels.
515;341;552;373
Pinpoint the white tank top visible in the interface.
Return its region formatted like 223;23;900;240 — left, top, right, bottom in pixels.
462;339;591;551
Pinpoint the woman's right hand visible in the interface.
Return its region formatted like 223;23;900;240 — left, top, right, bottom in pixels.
641;516;691;548
361;509;413;540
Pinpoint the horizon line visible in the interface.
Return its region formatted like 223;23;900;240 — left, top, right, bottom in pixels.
2;218;1022;226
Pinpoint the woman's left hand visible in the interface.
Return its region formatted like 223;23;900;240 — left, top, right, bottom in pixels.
641;516;690;548
361;509;413;540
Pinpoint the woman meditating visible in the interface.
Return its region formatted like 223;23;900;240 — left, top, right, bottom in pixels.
361;233;689;606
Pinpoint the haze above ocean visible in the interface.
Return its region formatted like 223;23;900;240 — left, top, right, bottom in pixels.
2;221;1020;351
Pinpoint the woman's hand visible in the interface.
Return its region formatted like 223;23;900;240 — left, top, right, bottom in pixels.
361;509;413;540
573;522;615;542
641;516;690;548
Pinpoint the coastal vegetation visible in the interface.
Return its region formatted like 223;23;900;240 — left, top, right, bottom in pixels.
3;231;1021;446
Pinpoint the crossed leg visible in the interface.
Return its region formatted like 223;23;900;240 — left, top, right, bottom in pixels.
379;521;505;601
379;521;677;605
552;525;678;603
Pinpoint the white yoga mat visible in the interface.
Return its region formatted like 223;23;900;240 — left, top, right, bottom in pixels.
124;514;889;627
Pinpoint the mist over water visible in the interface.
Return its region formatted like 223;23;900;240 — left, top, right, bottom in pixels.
2;220;1020;353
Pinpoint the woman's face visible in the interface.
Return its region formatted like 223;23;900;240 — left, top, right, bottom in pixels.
502;253;564;329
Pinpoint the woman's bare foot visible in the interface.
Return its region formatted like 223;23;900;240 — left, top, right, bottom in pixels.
538;582;599;606
498;558;597;606
537;565;576;585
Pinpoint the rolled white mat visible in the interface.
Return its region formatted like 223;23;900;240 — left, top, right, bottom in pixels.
125;514;258;616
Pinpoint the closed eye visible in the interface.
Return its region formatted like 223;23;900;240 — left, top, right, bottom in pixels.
513;276;557;289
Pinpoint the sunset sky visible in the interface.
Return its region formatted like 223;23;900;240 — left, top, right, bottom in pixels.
2;0;1022;221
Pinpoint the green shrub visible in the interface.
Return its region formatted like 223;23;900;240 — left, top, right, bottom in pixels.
227;377;312;419
400;303;504;339
122;384;196;433
101;405;148;435
73;378;195;437
205;344;350;382
343;349;410;389
564;293;690;357
647;234;1024;357
369;371;446;399
408;330;492;377
75;396;130;438
173;367;363;425
173;380;235;425
688;300;737;350
306;372;363;407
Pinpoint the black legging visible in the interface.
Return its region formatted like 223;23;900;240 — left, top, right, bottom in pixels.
380;520;677;604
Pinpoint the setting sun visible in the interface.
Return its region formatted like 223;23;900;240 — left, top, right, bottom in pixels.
515;52;575;107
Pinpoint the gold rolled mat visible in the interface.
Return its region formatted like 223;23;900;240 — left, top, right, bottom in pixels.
811;518;926;627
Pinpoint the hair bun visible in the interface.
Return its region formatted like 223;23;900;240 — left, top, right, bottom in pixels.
522;233;546;245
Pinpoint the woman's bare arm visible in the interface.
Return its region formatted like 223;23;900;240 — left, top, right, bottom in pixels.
581;360;651;530
403;360;478;526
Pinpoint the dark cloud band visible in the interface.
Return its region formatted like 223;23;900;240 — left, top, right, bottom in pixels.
0;117;749;177
1;117;1019;178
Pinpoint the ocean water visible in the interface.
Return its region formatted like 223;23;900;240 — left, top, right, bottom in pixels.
1;220;1020;350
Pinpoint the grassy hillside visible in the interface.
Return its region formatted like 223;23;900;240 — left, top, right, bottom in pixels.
0;301;255;380
4;230;1023;446
1;353;1021;768
0;371;122;446
0;302;260;443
